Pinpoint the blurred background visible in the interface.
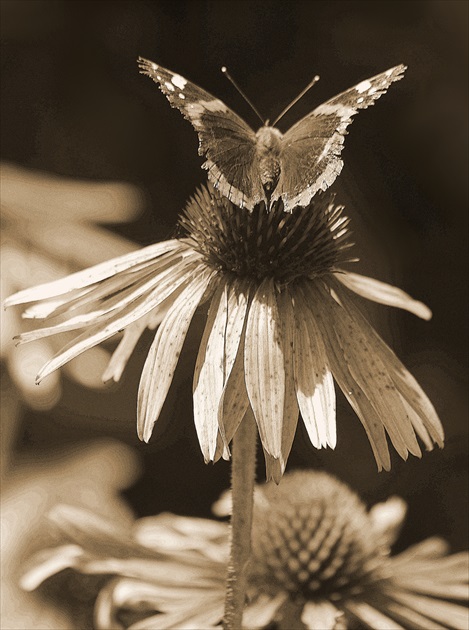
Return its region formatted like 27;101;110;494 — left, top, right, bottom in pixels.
1;2;467;620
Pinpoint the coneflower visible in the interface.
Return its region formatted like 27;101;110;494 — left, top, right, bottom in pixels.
5;185;443;479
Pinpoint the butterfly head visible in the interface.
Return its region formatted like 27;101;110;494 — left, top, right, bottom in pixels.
255;125;283;150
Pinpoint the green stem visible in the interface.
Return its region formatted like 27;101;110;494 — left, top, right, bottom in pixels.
223;408;257;629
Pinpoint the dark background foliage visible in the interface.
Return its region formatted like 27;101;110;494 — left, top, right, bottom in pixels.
1;0;467;550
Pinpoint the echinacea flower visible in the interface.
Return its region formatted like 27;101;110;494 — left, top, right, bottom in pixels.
4;184;443;479
21;470;469;629
1;162;141;409
2;439;139;630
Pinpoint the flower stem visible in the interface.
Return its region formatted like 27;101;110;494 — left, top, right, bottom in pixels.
223;408;257;629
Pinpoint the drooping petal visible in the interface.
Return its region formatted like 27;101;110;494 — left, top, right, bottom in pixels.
243;592;288;628
22;286;97;320
16;258;194;343
332;278;444;447
268;288;299;481
47;504;151;558
215;351;250;461
223;277;251;380
342;600;405;629
102;318;149;383
301;600;344;630
215;280;252;457
34;260;200;383
22;246;192;321
399;396;435;450
376;599;447;630
384;590;469;629
20;545;84;591
335;270;432;320
390;537;450;563
4;239;185;306
138;267;215;443
389;573;469;600
127;595;225;630
306;284;391;471
244;277;285;458
293;285;336;449
94;578;127;630
368;497;407;548
193;281;229;462
312;282;422;460
134;513;227;556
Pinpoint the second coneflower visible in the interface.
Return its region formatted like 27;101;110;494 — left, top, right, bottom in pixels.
5;185;443;479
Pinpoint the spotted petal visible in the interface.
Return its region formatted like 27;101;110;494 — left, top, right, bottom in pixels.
4;239;184;306
244;278;285;458
294;284;336;449
138;267;215;443
335;270;432;320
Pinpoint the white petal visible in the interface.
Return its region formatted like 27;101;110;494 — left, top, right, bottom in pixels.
243;592;288;628
17;258;192;343
20;544;83;591
94;578;126;630
335;270;432;320
34;261;199;383
274;288;300;477
22;246;192;321
138;268;215;443
135;513;227;551
387;591;469;629
390;576;469;600
333;279;444;447
48;504;139;552
193;282;229;462
315;282;422;460
342;600;404;629
306;284;391;471
392;537;450;563
293;286;336;449
102;318;148;383
223;277;251;378
4;239;185;306
128;595;224;630
369;497;407;547
301;600;343;630
216;281;251;454
244;278;285;458
399;396;435;450
22;286;96;319
378;600;447;630
216;349;250;459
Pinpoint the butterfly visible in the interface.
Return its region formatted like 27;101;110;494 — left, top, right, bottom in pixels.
138;57;406;212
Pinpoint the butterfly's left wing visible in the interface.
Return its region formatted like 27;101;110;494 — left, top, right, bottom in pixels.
272;65;407;212
138;58;267;210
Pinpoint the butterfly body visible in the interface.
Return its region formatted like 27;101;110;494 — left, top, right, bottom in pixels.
138;58;406;212
255;125;283;193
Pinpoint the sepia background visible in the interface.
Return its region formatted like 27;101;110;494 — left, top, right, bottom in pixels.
1;1;467;624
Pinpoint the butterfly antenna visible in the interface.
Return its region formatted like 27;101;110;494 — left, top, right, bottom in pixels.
272;75;320;126
221;66;265;125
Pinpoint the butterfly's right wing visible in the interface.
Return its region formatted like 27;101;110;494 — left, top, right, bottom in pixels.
138;58;266;210
272;65;407;212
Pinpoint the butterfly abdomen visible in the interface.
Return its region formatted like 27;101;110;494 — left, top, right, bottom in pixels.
256;126;283;193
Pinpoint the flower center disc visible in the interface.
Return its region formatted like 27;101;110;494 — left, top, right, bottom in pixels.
180;186;353;285
249;472;382;601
